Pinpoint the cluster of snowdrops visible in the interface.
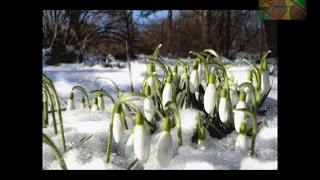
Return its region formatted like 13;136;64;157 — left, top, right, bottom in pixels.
42;44;272;170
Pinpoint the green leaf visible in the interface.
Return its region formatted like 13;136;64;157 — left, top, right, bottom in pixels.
233;108;254;118
152;44;162;59
43;134;68;170
89;89;115;104
72;85;91;108
224;64;239;70
94;77;121;94
189;51;206;65
242;59;261;90
148;58;168;77
43;74;66;152
69;134;93;150
128;159;139;170
205;62;225;72
204;119;225;138
204;49;222;65
247;120;263;136
259;85;272;108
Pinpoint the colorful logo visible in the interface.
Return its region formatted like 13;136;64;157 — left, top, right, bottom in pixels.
259;0;307;20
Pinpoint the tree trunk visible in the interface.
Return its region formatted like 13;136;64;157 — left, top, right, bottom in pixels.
201;10;209;47
126;40;134;92
263;21;278;58
167;10;172;55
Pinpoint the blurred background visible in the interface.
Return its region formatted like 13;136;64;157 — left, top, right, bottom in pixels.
42;10;277;65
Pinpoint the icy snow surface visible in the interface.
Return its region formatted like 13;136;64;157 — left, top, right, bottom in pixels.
43;55;277;170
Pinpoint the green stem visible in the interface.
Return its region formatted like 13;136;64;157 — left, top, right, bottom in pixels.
43;133;68;170
120;105;128;130
43;74;66;152
43;92;49;126
43;83;57;134
204;49;223;65
251;106;258;156
148;59;169;77
106;93;147;163
172;102;182;146
72;85;91;109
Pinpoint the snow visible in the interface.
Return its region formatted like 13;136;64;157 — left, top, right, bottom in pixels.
43;52;277;170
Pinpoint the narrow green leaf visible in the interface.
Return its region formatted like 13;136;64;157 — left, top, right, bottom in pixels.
205;62;225;72
204;49;223;65
43;134;68;170
72;85;91;108
93;77;121;94
128;159;139;170
152;44;162;59
189;51;206;65
259;85;272;108
233;108;254;118
148;58;168;76
70;134;93;150
89;89;115;104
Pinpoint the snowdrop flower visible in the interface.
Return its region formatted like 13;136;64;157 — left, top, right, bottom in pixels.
156;116;173;167
235;122;248;154
197;59;203;86
189;60;199;93
198;127;207;150
134;111;151;163
204;73;217;115
229;73;239;106
67;92;75;111
97;93;105;111
261;60;271;96
91;97;100;111
144;84;155;122
172;64;178;84
125;127;135;158
244;71;254;105
162;73;173;109
219;89;229;123
80;96;86;109
234;91;247;133
147;63;157;97
113;105;125;143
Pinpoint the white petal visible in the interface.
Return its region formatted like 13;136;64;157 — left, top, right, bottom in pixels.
144;97;155;121
197;65;203;86
230;85;239;106
244;87;254;104
219;98;229;123
189;70;199;93
98;97;105;111
91;104;100;111
113;113;125;143
198;139;207;150
234;101;247;133
261;71;270;96
162;84;173;108
80;102;86;109
67;99;75;110
147;76;157;96
156;132;173;167
204;84;216;114
235;133;248;154
134;125;151;163
125;133;134;158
